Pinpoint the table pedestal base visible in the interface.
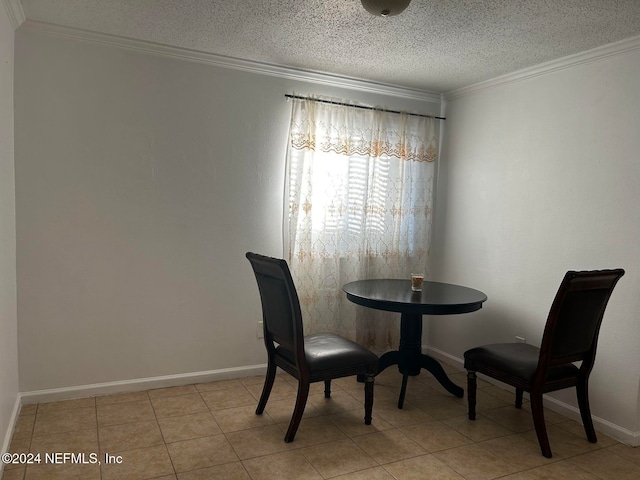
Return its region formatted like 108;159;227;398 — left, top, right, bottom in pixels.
378;312;464;408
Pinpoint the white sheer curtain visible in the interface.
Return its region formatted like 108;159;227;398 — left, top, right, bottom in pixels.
286;96;438;353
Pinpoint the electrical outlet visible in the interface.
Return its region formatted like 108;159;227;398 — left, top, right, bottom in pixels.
515;336;526;343
257;321;264;339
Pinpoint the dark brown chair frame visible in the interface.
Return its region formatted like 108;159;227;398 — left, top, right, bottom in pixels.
246;252;378;442
464;269;624;458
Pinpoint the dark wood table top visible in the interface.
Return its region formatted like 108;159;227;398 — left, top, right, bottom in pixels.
343;279;487;315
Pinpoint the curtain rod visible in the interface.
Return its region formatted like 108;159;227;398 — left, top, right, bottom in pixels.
284;94;446;120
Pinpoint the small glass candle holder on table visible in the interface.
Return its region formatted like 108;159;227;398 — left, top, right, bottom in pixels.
411;273;424;292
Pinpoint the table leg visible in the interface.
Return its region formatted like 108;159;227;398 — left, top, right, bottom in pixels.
419;354;464;398
376;312;463;407
378;350;401;374
399;373;415;409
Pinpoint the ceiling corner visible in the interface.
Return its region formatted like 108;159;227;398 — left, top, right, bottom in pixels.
2;0;25;30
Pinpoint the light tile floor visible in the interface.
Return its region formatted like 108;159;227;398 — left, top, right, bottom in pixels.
3;364;639;480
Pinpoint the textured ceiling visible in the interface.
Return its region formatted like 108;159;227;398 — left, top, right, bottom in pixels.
19;0;640;93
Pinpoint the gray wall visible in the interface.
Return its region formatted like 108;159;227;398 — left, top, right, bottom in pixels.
14;27;440;392
12;18;639;445
0;4;18;454
431;46;640;440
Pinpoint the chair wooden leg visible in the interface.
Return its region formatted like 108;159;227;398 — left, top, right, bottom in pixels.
577;376;597;443
284;380;310;443
530;392;552;458
515;388;523;409
467;371;477;420
324;379;332;398
256;359;276;415
364;374;374;425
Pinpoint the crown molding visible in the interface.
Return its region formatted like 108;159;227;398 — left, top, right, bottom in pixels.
21;20;442;104
445;35;640;101
2;0;25;30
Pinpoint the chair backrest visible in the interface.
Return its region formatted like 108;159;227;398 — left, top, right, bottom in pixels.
538;269;624;373
246;252;305;363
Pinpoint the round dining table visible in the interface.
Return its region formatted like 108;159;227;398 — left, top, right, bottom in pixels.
343;279;487;408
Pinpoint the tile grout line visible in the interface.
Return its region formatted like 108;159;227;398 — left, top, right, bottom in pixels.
203;383;256;480
93;398;103;480
147;387;178;479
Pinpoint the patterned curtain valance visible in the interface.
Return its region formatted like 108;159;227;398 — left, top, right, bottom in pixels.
289;97;439;163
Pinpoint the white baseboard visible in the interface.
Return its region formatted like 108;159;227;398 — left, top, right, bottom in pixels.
19;363;267;405
425;346;640;447
2;363;268;472
1;363;266;473
541;394;640;447
425;346;466;371
0;395;22;475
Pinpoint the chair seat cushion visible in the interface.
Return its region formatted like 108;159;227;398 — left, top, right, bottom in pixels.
464;343;579;384
277;333;378;373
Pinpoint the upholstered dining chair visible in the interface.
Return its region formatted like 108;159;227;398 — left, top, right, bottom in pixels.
246;252;378;442
464;269;624;458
